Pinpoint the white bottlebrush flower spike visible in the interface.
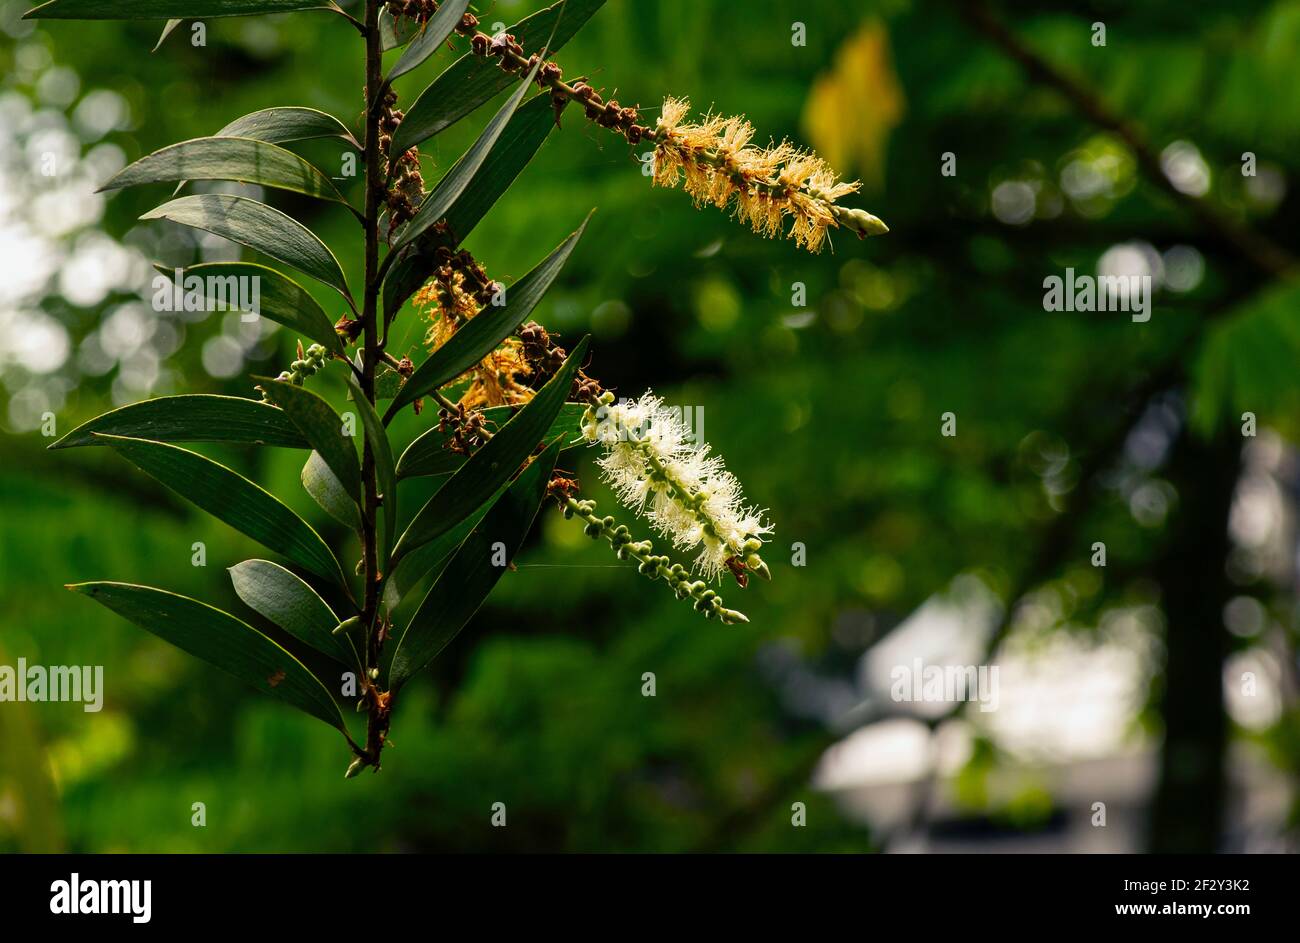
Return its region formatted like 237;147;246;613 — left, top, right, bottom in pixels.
581;391;772;582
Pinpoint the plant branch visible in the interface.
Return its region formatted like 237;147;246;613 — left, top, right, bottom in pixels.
953;0;1297;280
928;0;1300;697
330;2;367;36
356;0;389;774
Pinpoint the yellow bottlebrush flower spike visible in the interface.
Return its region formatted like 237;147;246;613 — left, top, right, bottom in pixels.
459;338;534;410
378;12;890;255
651;97;888;253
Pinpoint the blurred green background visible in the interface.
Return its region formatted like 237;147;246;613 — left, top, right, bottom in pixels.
1;0;1298;852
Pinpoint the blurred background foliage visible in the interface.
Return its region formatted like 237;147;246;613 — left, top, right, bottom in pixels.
0;0;1297;851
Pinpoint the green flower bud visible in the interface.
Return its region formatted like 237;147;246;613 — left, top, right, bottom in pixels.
832;205;890;238
333;614;362;636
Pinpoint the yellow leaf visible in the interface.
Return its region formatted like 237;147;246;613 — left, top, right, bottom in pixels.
802;21;905;191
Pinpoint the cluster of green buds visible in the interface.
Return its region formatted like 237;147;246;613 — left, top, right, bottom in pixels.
258;342;329;401
577;389;616;440
561;495;750;624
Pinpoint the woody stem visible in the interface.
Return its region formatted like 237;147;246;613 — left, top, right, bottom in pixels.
356;0;387;773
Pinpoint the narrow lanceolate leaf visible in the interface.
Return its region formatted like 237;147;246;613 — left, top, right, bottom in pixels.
386;0;471;82
153;262;344;355
382;480;507;611
26;0;328;18
302;451;361;530
442;92;557;242
392;56;543;251
382;245;436;324
215;107;359;151
259;379;360;502
141;194;350;300
392;337;587;562
104;137;350;206
379;93;558;322
344;372;397;567
97;434;345;585
229;559;355;666
386;216;590;420
70;582;346;733
388;440;559;689
397;402;586;478
394;0;608;153
49;395;307;450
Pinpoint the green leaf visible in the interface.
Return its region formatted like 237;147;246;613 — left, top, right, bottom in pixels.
343;352;405;402
386;215;590;419
70;582;346;734
27;0;328;18
380;8;419;50
141;194;350;300
343;372;397;568
98;434;345;586
214;107;359;150
258;379;360;502
387;0;471;82
391;337;587;562
168;112;358;198
381;480;507;611
393;0;607;153
228;559;356;666
153;262;344;355
49;394;307;450
302;451;361;531
441;92;558;241
104;137;350;206
392;56;543;251
382;245;434;324
397;402;586;478
388;440;559;689
372;365;404;400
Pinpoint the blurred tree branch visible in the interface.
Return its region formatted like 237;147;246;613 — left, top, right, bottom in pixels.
931;0;1294;681
898;1;1298;849
715;3;1298;849
951;0;1298;280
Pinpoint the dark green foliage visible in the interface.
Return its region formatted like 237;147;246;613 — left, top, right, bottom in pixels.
30;0;595;769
